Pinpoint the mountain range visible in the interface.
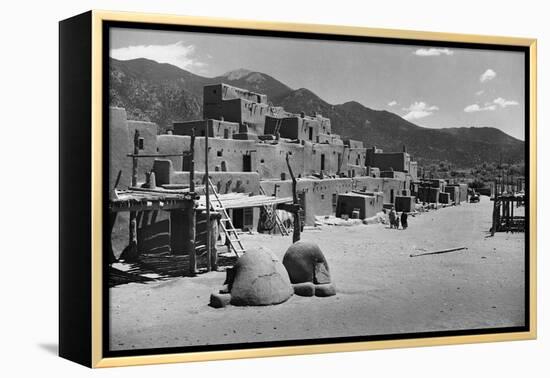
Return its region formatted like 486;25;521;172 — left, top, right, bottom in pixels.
109;57;524;168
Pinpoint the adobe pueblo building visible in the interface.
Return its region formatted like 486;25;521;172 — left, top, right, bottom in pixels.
108;83;420;267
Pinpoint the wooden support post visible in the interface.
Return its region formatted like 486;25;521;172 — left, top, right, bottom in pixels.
187;128;197;275
286;153;301;243
205;123;212;272
189;128;195;193
186;208;197;275
210;215;218;270
128;129;140;261
491;179;498;236
511;199;515;232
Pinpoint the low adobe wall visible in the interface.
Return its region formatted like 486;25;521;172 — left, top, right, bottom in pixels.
261;177;355;226
353;176;407;205
336;192;384;219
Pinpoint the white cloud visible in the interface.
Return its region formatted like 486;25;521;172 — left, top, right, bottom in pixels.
475;90;485;96
480;69;496;83
387;100;397;107
464;103;496;113
414;48;454;56
464;97;519;113
494;97;519;108
402;101;439;120
110;41;206;71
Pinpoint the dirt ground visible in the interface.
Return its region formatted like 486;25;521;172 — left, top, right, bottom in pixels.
109;196;526;351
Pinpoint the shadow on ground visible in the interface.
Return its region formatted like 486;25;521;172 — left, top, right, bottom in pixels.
109;251;237;287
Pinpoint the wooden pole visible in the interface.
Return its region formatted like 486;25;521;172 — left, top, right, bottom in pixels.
286;153;301;243
132;130;139;187
205;124;212;272
210;215;218;270
187;128;197;275
410;246;467;258
185;208;197;275
189;128;195;193
127;130;140;261
491;179;498;236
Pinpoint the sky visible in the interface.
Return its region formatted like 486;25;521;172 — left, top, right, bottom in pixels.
110;28;525;140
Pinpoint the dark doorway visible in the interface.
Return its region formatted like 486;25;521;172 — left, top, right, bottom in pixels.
243;154;252;172
231;207;254;231
182;156;191;171
321;154;325;171
232;208;244;229
308;127;313;140
390;189;395;204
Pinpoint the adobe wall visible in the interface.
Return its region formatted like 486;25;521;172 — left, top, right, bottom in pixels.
367;151;410;172
157;135;257;173
127;120;158;183
306;142;345;175
171;171;261;195
261;178;355;225
409;161;418;181
380;170;407;180
265;114;332;143
336;192;384;219
109;107;133;190
157;133;366;180
109;107;158;189
264;117;299;139
205;98;288;136
173;119;239;139
255;141;305;180
204;83;267;105
353;176;407;205
344;139;364;149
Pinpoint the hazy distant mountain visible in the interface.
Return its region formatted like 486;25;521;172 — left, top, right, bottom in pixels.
274;89;524;167
214;69;292;100
109;58;524;168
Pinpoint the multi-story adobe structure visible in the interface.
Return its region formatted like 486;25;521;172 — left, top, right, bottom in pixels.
109;83;418;256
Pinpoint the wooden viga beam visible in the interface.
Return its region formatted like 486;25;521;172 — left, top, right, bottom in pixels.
126;152;193;158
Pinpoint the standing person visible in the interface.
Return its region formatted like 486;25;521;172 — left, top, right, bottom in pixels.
401;211;408;230
395;212;400;229
389;207;397;229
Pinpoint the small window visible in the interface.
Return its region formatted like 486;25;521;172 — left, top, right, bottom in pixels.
217;150;223;157
321;194;325;200
260;159;265;163
138;137;144;150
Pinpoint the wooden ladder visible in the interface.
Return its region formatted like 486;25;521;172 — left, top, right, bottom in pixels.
207;179;246;257
273;118;283;137
259;186;290;236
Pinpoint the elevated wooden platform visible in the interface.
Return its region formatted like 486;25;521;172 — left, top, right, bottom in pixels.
197;192;293;210
108;188;197;212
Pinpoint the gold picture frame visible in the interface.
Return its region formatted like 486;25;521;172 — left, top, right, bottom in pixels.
59;10;537;368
